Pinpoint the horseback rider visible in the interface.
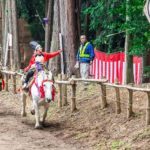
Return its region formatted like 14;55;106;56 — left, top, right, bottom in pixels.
23;41;62;89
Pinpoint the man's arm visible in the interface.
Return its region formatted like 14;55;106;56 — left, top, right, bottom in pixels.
76;49;80;61
89;44;95;61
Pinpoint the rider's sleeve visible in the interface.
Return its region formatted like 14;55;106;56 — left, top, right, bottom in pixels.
2;79;5;90
43;50;62;62
24;56;35;72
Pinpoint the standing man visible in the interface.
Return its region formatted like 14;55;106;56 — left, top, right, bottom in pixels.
75;35;95;80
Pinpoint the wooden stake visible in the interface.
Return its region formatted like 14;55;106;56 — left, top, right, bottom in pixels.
71;82;77;112
12;74;16;94
100;84;107;109
0;82;2;91
146;92;150;125
62;74;68;106
5;74;8;91
127;89;133;118
115;87;121;114
58;74;62;108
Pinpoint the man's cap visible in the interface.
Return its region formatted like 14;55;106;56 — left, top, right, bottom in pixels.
29;41;42;50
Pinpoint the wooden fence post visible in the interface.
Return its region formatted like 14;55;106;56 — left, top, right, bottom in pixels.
71;81;77;112
0;72;3;91
5;74;8;91
146;92;150;125
12;74;16;94
100;84;107;109
127;89;133;118
0;82;2;91
115;87;121;114
62;74;68;106
58;74;62;108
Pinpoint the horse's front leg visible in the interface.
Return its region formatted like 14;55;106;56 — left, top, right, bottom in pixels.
41;103;49;125
33;100;42;129
21;92;27;117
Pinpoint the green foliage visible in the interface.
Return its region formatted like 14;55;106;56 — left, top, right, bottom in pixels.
144;66;150;78
111;140;125;150
82;0;150;55
17;0;45;41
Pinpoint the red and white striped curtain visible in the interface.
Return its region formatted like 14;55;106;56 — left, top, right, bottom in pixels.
90;50;142;84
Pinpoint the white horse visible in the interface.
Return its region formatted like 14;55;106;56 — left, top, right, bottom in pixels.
21;70;55;129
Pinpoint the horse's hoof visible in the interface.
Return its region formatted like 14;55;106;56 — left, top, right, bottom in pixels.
40;121;45;126
35;125;43;129
21;112;27;117
30;109;35;115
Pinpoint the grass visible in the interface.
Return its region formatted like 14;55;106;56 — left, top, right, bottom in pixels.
111;140;125;150
132;127;150;142
74;132;89;140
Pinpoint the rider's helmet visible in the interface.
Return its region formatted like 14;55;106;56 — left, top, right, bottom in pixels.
29;41;42;51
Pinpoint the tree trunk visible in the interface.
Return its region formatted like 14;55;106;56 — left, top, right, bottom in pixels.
8;0;13;69
59;0;80;76
48;0;60;74
2;0;9;67
11;0;21;70
45;0;54;52
0;0;5;62
124;0;133;84
85;0;90;36
1;0;5;41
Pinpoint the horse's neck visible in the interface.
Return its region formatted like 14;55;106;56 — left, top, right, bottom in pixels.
36;71;47;86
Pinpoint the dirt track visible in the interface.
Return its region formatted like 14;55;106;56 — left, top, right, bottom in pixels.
0;91;81;150
1;83;150;150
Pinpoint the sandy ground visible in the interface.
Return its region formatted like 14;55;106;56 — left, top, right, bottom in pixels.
0;91;87;150
1;82;150;150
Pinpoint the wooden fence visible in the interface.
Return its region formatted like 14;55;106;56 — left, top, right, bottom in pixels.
56;75;150;126
1;70;150;126
1;70;22;93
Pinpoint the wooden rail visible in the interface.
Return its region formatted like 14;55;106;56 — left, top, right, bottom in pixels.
1;70;150;126
56;76;150;126
1;70;23;93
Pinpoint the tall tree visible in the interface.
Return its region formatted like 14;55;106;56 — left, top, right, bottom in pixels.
48;0;60;74
8;0;13;68
44;0;54;52
11;0;21;69
124;0;133;84
59;0;80;75
0;0;5;62
2;0;9;67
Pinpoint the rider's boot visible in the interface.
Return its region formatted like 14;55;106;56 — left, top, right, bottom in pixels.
22;83;27;89
22;82;29;92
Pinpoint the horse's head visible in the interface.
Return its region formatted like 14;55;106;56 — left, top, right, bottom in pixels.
39;71;55;103
42;80;54;103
